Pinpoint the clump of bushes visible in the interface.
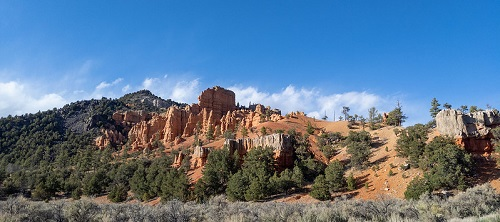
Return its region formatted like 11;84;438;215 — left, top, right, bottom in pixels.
1;183;498;221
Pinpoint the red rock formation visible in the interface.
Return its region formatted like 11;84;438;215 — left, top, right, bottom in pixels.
191;146;210;168
95;129;125;148
99;86;284;151
456;136;494;154
112;110;151;124
126;86;238;149
173;152;184;167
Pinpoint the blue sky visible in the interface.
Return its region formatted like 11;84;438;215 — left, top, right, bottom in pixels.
1;1;499;125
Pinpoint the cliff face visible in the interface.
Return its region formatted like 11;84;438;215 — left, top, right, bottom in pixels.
125;86;236;150
95;86;283;150
225;133;294;169
436;109;500;153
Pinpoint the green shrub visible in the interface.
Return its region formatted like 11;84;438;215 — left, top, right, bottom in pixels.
108;184;128;203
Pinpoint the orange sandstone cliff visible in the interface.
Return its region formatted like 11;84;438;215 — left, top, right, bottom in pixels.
96;86;282;151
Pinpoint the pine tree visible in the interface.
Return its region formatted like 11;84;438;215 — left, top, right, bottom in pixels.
347;173;356;191
195;147;236;201
386;101;407;126
324;160;347;192
205;124;214;142
443;103;452;109
310;175;330;200
226;147;275;201
241;126;248;139
226;171;249;201
430;98;441;118
260;126;267;136
345;131;372;169
342;106;350;121
291;165;305;188
459;105;468;113
161;169;190;202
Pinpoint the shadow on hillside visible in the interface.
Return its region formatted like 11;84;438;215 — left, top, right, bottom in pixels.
333;191;359;199
371;155;389;167
356;174;370;190
371;136;388;149
470;155;500;186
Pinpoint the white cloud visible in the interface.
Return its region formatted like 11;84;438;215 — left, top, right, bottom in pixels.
95;78;123;90
229;85;395;122
112;78;123;85
142;78;157;89
122;84;130;93
137;75;200;103
171;79;200;102
95;82;110;90
0;81;66;116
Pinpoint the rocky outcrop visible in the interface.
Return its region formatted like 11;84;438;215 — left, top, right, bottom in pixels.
95;129;126;148
436;109;500;153
121;86;283;150
198;86;236;119
225;133;294;168
173;152;184;167
191;146;210;168
112;110;151;124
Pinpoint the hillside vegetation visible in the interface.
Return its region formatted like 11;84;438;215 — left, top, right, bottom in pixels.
0;89;499;221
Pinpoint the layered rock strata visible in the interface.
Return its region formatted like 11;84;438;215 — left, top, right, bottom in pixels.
436;109;500;153
225;133;294;168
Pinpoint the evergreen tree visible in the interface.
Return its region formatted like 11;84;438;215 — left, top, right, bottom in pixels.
404;136;473;199
345;131;372;169
386;101;407;126
306;122;315;135
260;126;267;136
226;147;275;201
324;160;347;192
130;164;150;201
459;105;468;114
470;106;479;113
430;98;441;118
368;107;379;130
226;171;249;201
108;183;128;203
161;169;190;202
82;169;109;197
342;106;350;121
347;173;356;191
395;124;429;166
419;136;472;190
443;103;452;109
310;175;330;200
291;165;305;188
194;147;236;201
404;177;431;200
205;124;214;142
241;126;248;138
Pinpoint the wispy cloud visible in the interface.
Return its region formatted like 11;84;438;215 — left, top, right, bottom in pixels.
230;85;399;122
122;84;130;93
95;78;123;90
